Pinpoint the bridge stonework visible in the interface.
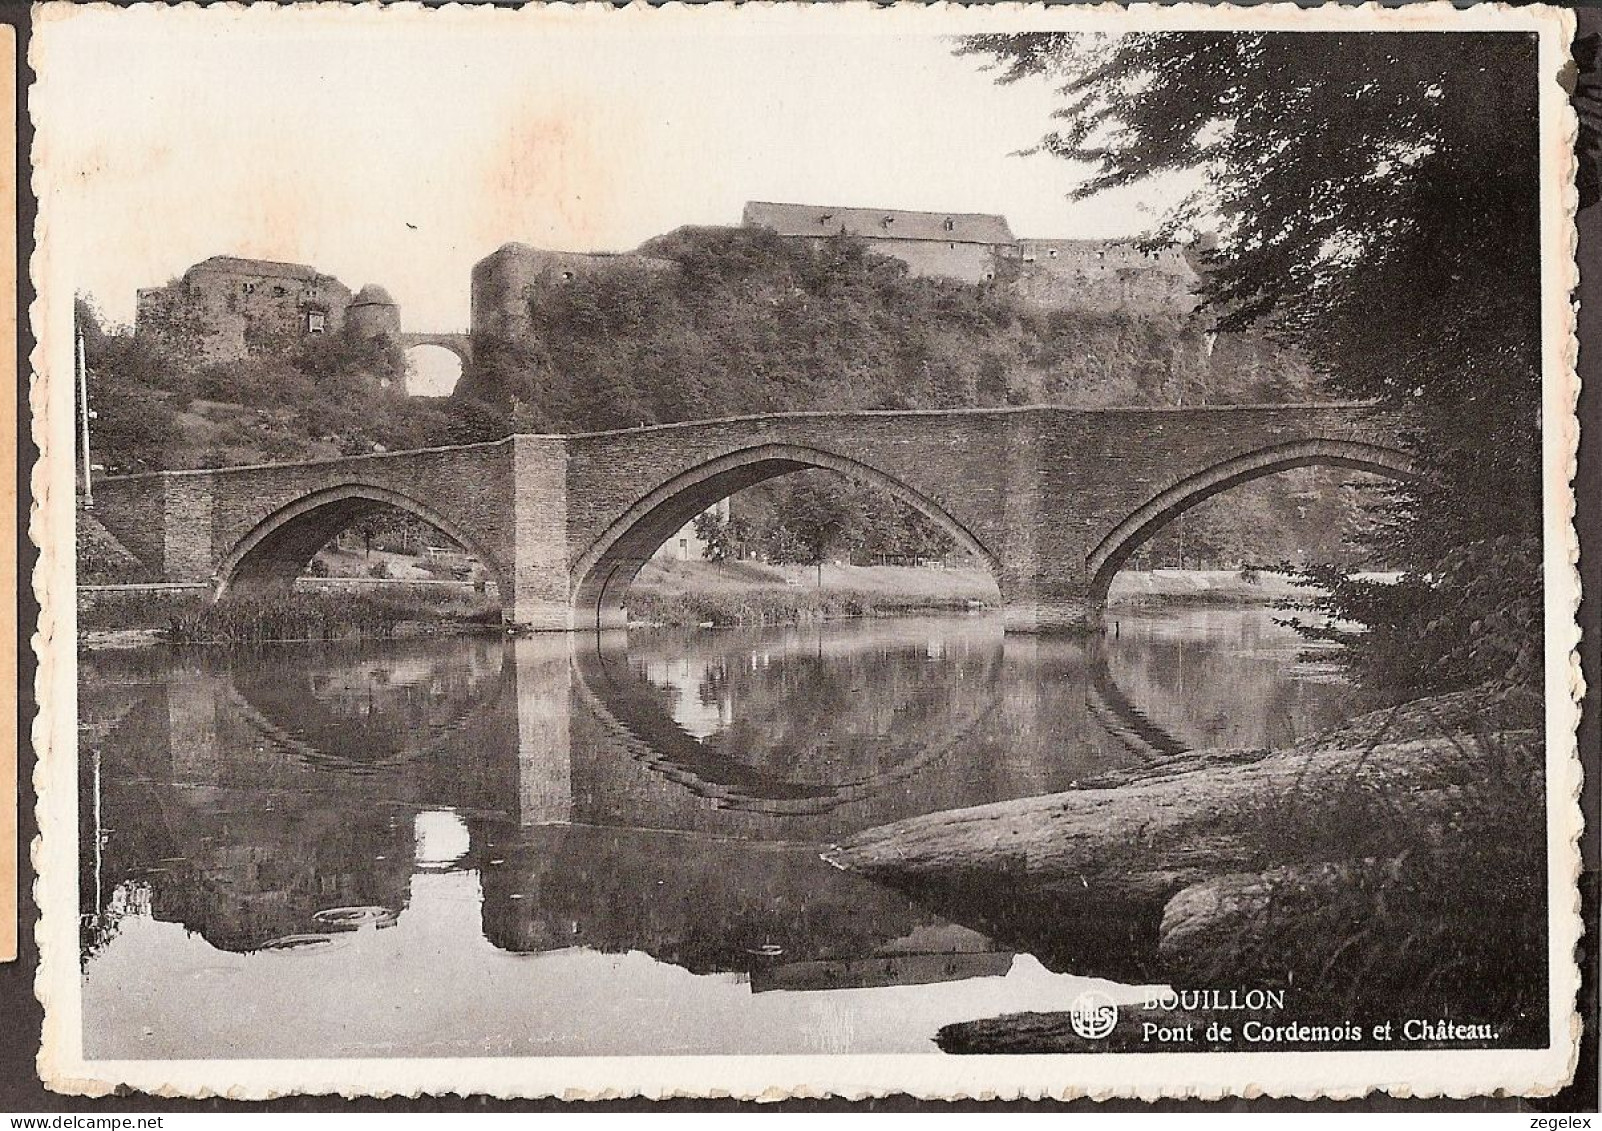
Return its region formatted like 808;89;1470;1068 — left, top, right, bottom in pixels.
88;405;1416;633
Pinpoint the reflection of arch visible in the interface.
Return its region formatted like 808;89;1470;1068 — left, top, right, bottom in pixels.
571;637;1009;815
1087;438;1420;606
213;483;508;603
1086;656;1187;760
570;443;1001;630
224;643;513;774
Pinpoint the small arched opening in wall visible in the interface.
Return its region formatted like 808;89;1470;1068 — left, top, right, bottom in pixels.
214;484;506;618
569;444;1003;632
1086;438;1423;609
404;344;465;397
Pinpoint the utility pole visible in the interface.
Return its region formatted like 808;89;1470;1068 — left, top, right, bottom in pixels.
77;326;93;508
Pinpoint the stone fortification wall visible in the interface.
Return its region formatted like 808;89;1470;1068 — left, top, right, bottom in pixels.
470;243;674;343
134;257;354;365
849;237;1005;284
778;234;1006;282
345;284;402;341
1008;240;1200;314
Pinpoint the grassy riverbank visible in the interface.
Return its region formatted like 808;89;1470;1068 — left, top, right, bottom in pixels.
624;562;1354;627
625;560;998;627
78;563;1349;642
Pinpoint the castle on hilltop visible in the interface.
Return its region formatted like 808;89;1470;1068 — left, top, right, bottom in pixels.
464;202;1199;353
133;255;469;378
132;201;1198;377
740;201;1199;313
135;256;359;364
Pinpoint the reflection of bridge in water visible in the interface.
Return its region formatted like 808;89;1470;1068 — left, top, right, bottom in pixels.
78;624;1223;983
570;628;1185;816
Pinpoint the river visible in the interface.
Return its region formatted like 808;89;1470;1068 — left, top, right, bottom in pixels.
76;605;1356;1059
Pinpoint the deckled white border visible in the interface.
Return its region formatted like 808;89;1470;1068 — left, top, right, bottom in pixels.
27;0;1584;1101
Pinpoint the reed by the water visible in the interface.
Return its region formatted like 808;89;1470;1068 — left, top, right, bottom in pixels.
81;585;499;643
163;593;422;642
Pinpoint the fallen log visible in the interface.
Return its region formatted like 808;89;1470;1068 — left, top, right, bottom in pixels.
826;734;1522;890
825;729;1538;982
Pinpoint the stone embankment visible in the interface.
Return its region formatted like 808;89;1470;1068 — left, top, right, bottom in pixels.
822;689;1544;1053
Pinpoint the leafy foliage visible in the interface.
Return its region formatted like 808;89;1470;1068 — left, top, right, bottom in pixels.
963;31;1545;697
1214;694;1547;1039
691;509;736;564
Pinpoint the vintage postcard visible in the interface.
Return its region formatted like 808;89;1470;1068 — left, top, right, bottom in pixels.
27;1;1582;1100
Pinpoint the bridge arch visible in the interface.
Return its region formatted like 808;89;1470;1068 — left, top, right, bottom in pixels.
570;442;1002;631
213;482;509;604
223;640;514;773
1086;437;1422;608
402;344;465;397
398;333;472;367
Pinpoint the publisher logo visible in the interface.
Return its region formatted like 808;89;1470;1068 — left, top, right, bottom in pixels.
1068;991;1119;1040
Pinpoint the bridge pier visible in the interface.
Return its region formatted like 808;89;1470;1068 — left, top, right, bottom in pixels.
512;636;574;825
999;568;1105;635
505;436;577;631
1001;592;1104;635
503;599;583;632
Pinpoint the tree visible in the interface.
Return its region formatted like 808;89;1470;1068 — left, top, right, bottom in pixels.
776;476;869;586
693;508;735;566
84;371;179;473
962;31;1544;697
443;396;510;446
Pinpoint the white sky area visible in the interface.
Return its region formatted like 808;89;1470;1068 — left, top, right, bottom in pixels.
40;7;1176;341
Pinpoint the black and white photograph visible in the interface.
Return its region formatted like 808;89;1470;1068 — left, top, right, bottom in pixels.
24;1;1583;1100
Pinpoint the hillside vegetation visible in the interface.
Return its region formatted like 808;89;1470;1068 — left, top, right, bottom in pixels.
461;226;1322;427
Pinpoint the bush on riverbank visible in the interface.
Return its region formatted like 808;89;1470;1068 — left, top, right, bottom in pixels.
1193;694;1548;1041
79;589;210;631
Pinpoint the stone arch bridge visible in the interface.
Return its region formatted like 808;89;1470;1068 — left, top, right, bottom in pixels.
88;404;1417;633
398;332;472;368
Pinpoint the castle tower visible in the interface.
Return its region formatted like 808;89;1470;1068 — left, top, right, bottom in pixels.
345;283;402;341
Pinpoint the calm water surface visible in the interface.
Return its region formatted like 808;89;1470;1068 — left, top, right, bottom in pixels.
78;606;1352;1058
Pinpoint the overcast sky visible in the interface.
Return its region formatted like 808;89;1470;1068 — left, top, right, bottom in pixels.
38;6;1175;335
